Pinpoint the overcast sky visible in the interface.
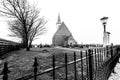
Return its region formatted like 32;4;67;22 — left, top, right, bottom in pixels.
0;0;120;45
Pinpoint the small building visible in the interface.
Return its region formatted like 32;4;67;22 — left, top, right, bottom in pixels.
52;14;77;46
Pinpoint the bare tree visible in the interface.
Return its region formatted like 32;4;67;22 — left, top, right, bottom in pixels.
0;0;47;51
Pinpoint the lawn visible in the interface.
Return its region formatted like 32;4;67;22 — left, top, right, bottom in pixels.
0;47;86;80
0;48;52;79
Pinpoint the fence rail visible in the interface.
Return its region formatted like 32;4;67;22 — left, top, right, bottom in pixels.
0;44;119;80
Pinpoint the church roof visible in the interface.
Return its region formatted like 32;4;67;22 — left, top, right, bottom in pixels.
52;21;77;46
55;22;72;36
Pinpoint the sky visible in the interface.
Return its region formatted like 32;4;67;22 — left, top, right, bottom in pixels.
0;0;120;45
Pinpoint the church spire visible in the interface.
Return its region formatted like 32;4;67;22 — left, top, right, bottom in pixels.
56;13;61;24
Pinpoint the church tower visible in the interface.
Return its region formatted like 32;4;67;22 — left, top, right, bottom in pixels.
56;14;61;29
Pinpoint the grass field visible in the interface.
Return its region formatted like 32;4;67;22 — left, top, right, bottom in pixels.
0;47;88;80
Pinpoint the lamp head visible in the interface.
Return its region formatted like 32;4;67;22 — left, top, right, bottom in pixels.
100;17;109;25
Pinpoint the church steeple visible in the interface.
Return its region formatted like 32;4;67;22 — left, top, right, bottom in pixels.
56;13;61;29
56;13;61;24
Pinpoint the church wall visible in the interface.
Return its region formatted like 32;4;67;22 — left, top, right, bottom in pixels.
52;35;66;46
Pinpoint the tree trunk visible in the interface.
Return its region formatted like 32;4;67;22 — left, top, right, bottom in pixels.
26;46;30;51
22;38;26;48
25;38;30;51
26;42;31;51
22;37;30;51
23;20;30;51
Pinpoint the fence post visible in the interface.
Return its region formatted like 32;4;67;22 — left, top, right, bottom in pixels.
104;47;107;60
80;51;84;80
1;62;10;80
111;43;113;60
52;54;55;80
88;49;93;80
74;52;77;80
86;50;89;79
92;50;95;70
94;49;97;70
101;48;104;64
106;46;109;57
103;48;105;61
99;48;102;67
33;57;38;80
94;49;97;80
65;53;68;80
97;48;100;68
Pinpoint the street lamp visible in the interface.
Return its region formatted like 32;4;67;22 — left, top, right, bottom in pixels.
100;17;108;32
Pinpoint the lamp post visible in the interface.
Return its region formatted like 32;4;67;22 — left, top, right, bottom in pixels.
100;17;108;32
100;17;109;47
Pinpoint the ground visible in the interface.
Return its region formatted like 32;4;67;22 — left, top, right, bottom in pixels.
0;48;52;79
0;46;100;80
108;58;120;80
0;47;86;80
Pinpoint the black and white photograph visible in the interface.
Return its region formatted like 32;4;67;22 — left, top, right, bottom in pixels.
0;0;119;80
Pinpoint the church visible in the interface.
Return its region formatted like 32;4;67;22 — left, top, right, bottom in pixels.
52;14;77;46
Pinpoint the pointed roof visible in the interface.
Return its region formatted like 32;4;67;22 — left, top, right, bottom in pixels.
56;13;61;24
52;22;77;46
57;22;72;36
53;21;77;46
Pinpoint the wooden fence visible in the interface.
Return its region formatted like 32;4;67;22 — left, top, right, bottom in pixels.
0;44;119;80
0;44;22;57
